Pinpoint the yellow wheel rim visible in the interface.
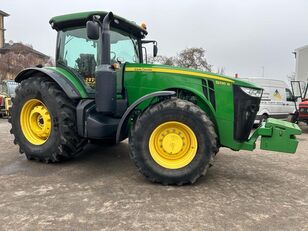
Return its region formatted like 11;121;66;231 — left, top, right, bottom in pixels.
149;121;198;169
20;99;51;145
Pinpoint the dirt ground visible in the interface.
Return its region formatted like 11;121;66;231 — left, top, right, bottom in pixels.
0;119;307;231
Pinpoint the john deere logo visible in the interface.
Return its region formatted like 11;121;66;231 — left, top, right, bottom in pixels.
273;89;282;100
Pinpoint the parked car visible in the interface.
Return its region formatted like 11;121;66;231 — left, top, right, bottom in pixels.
241;78;296;124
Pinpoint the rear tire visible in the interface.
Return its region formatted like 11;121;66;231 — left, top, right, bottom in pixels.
9;77;86;163
129;98;217;185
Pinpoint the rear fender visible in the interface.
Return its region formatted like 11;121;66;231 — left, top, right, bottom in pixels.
15;67;84;99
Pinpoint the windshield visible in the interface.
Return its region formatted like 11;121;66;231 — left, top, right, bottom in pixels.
57;27;139;90
110;29;139;63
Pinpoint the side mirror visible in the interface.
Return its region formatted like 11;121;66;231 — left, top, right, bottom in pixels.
153;44;158;57
86;21;100;40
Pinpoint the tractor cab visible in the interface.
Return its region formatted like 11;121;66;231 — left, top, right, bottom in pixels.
0;80;18;98
50;11;156;98
0;80;18;117
55;22;140;93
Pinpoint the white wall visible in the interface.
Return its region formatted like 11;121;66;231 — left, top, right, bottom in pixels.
295;45;308;82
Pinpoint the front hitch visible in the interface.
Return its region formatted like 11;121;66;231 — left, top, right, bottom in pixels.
241;118;302;153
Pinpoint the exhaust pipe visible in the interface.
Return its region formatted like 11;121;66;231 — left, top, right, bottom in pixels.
95;12;116;114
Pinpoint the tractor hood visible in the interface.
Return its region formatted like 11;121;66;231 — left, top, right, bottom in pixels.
125;63;261;90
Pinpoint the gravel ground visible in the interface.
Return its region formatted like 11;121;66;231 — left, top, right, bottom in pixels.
0;119;307;231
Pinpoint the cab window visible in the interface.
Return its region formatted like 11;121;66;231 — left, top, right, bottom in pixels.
110;29;139;63
57;27;99;89
57;27;140;92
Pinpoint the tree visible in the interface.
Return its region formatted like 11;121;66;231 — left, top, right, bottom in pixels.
176;47;212;72
148;55;175;66
143;47;213;72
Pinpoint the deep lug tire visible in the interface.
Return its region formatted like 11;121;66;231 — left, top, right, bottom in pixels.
9;77;85;163
129;98;217;185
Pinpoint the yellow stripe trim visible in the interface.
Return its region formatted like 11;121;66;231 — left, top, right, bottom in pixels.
125;67;234;83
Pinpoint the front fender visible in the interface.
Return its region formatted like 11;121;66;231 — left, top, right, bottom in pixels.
15;67;87;99
116;91;176;143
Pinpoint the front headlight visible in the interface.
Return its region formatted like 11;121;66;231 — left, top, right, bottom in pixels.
240;87;262;98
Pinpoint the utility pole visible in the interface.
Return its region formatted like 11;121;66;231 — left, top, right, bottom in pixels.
261;66;265;77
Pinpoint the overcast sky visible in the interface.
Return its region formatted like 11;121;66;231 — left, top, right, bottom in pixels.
1;0;308;80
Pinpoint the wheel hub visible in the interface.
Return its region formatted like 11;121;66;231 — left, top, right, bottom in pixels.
149;121;198;169
20;99;51;145
161;133;184;155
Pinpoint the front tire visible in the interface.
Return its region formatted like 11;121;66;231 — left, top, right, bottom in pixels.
129;98;217;185
9;77;85;163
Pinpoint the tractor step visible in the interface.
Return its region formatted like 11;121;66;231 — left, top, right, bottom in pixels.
77;99;121;139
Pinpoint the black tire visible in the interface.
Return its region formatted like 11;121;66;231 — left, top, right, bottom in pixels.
290;111;299;124
129;98;217;185
260;113;268;125
9;76;86;163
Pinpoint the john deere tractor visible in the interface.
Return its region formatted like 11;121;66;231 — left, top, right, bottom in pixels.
10;11;301;185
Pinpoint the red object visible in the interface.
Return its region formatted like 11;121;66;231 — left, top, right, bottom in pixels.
0;96;3;106
299;100;308;121
299;100;308;107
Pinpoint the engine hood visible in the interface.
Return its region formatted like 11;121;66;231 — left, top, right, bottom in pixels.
125;63;261;90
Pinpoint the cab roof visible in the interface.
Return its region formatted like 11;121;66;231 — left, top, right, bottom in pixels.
49;11;148;38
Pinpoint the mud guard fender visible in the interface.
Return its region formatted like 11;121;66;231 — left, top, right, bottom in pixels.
116;91;176;143
15;68;81;99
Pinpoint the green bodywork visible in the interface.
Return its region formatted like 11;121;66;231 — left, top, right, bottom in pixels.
36;11;302;154
122;63;301;152
46;67;88;98
50;11;145;31
123;63;250;150
241;118;301;153
49;11;147;38
41;62;302;153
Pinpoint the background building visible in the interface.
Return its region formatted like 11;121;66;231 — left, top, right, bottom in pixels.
294;45;308;82
0;10;9;49
0;10;52;81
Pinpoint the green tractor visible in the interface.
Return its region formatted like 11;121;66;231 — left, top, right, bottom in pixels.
10;11;301;185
